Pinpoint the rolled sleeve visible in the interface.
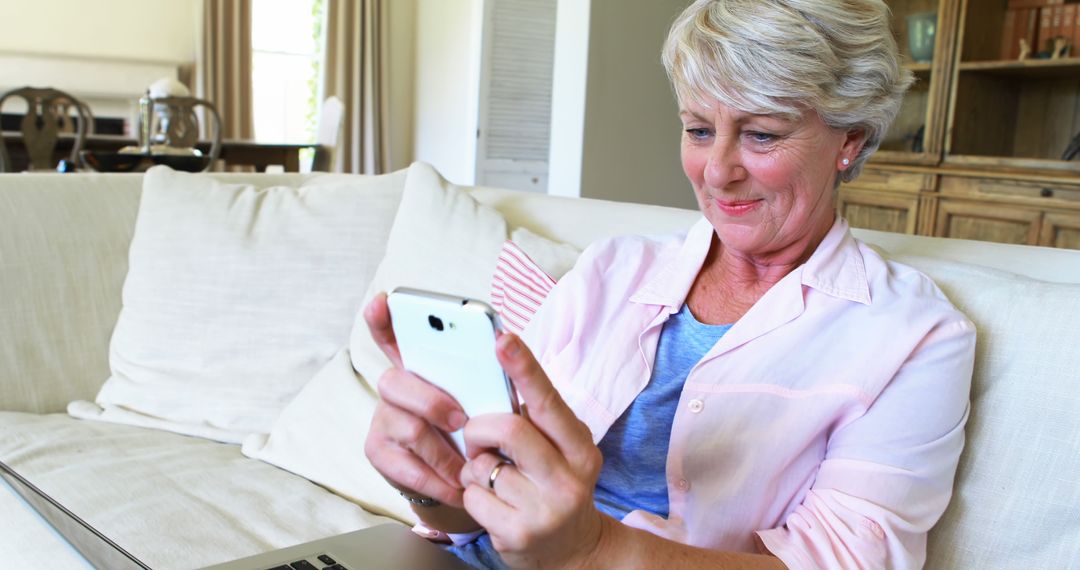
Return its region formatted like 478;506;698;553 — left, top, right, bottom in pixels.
757;318;976;569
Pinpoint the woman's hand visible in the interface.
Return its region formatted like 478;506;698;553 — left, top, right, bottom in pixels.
362;293;475;524
460;333;609;569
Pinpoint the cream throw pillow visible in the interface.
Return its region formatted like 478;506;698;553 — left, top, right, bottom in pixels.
896;256;1080;569
69;165;407;443
243;162;581;519
348;162;512;382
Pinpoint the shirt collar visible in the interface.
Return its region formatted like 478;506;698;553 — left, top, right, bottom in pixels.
629;215;870;308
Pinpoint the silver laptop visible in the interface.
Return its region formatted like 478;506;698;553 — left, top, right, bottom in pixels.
0;460;470;570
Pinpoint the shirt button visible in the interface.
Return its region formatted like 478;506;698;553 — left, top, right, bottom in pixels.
688;398;704;413
676;478;690;491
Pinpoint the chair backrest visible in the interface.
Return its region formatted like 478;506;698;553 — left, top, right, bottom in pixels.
310;95;345;172
150;96;223;171
0;87;93;172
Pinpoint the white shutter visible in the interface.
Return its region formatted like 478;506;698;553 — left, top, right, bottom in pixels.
476;0;557;192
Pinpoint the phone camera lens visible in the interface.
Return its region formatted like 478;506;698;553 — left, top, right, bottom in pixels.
428;315;444;331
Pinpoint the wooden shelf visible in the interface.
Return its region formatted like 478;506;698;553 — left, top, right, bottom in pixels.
958;58;1080;78
903;62;934;75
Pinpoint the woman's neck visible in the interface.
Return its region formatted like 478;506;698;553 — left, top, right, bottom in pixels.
686;216;834;324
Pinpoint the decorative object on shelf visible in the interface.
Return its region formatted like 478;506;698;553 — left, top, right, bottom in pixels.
1050;36;1070;59
1061;132;1080;161
1001;7;1039;61
906;12;937;63
1018;38;1032;60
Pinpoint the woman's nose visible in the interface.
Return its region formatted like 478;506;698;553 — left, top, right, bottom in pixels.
703;138;747;189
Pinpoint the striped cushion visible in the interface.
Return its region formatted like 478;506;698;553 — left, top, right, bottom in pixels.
491;240;558;334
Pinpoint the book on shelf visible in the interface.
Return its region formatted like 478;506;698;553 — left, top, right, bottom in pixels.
1002;9;1017;60
1073;4;1080;56
1007;0;1062;9
1052;5;1065;44
1001;7;1040;60
1040;6;1053;52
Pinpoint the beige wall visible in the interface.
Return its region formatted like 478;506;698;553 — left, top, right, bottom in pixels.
0;0;199;63
0;0;199;120
578;0;694;209
411;0;483;185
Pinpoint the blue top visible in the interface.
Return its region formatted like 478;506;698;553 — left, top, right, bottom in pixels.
450;304;731;568
594;303;732;519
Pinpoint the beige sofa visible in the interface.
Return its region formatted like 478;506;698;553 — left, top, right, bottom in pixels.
1;164;1078;569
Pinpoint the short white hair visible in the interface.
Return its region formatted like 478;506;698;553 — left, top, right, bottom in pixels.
662;0;913;182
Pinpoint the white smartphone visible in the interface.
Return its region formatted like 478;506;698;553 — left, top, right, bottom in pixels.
387;287;521;455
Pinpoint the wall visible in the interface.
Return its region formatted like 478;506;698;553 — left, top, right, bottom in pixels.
547;0;591;198
0;0;198;63
411;0;484;185
549;0;695;209
0;0;199;120
580;0;692;208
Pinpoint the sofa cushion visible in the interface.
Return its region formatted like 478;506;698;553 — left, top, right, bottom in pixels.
0;412;397;569
242;348;418;525
0;173;142;414
347;162;511;382
244;163;581;518
893;256;1080;569
69;166;407;443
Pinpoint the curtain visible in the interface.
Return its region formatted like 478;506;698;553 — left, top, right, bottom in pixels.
197;0;255;142
323;0;392;174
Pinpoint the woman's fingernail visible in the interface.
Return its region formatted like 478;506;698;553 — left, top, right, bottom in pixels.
499;334;520;357
448;411;467;431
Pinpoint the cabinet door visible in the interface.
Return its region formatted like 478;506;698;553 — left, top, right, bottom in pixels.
875;0;959;165
838;188;920;234
1039;212;1080;250
945;0;1080;175
934;198;1042;245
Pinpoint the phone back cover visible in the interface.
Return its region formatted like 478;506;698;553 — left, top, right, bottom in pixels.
388;293;516;453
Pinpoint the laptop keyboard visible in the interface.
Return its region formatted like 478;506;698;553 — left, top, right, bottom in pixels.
265;554;350;570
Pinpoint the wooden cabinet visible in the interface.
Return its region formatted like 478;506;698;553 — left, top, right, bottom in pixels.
934;175;1080;246
1040;212;1080;248
838;187;920;235
933;199;1043;244
843;0;1080;251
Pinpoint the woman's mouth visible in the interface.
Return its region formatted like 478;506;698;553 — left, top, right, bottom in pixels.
713;198;762;217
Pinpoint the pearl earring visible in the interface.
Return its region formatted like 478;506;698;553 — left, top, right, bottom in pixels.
841;158;850;167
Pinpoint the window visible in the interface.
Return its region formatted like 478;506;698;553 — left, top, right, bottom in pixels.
251;0;324;146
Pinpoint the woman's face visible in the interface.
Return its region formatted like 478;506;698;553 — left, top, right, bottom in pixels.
679;97;862;261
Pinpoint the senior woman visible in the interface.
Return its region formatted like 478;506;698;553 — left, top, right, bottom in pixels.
363;0;975;568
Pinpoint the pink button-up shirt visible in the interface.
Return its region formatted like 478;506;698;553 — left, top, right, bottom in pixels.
521;216;975;569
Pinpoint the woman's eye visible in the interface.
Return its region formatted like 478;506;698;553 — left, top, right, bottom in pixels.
685;128;711;140
746;131;776;144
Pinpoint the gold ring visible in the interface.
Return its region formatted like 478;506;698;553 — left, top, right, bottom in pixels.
488;461;511;490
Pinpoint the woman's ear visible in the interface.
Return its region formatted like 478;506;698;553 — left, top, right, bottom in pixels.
839;128;868;166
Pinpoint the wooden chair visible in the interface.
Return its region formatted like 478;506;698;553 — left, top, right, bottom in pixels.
150;96;223;172
310;96;344;172
0;87;93;172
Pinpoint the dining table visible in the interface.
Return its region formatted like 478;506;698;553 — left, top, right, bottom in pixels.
1;131;320;173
